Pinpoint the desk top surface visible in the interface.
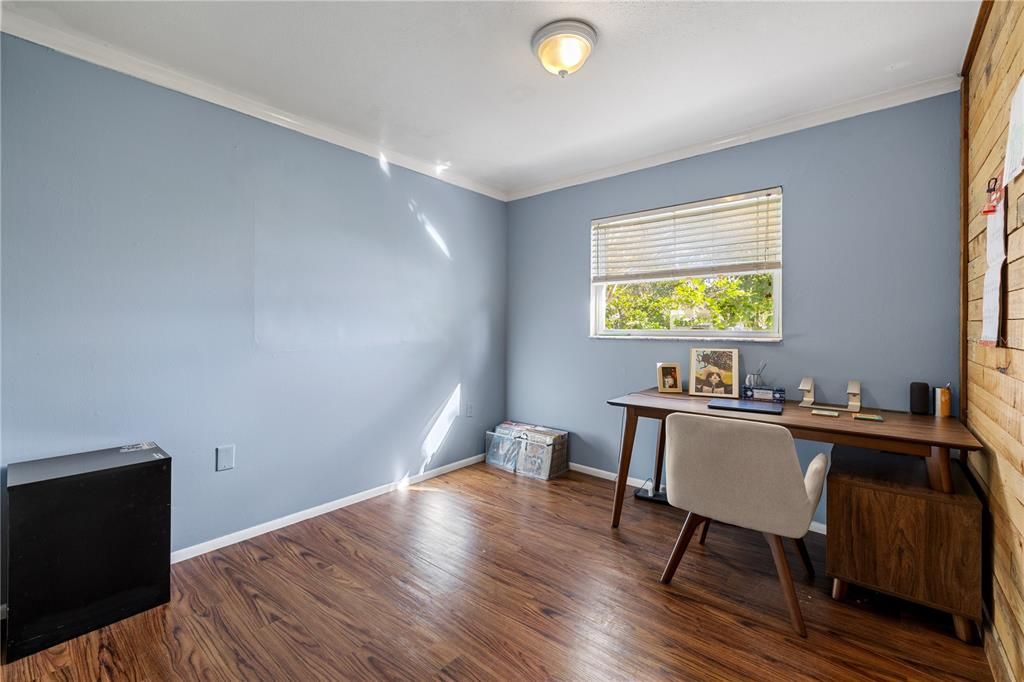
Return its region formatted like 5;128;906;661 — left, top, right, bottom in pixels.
608;388;983;451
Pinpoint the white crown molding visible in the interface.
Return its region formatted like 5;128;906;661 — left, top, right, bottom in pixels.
506;74;962;201
171;453;485;564
0;10;508;201
3;8;959;205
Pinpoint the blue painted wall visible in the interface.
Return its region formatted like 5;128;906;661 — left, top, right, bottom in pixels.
1;32;961;540
1;35;508;552
506;93;961;524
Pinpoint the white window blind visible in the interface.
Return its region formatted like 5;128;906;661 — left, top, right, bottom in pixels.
591;187;782;284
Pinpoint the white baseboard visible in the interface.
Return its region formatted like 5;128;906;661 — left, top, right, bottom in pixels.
170;454;484;564
569;461;652;490
568;462;827;535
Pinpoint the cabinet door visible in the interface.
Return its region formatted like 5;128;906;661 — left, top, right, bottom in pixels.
827;479;980;618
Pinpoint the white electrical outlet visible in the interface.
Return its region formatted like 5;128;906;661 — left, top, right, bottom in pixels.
466;401;474;418
216;444;236;471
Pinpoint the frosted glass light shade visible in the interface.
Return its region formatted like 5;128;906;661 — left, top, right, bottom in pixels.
532;20;597;78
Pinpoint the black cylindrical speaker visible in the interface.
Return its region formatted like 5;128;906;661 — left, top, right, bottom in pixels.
910;382;931;415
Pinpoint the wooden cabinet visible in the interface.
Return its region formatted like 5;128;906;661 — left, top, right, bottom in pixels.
826;446;982;620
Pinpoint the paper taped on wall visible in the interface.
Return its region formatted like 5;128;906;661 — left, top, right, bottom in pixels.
1005;75;1024;182
981;196;1005;346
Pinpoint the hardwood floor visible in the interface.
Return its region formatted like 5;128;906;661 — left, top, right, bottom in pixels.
3;465;991;681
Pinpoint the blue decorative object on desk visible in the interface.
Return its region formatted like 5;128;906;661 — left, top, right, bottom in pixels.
741;386;786;403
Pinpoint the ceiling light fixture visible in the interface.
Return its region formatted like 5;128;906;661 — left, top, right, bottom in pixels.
532;19;597;78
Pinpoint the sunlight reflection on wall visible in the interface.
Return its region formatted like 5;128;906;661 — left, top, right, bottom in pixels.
420;383;461;474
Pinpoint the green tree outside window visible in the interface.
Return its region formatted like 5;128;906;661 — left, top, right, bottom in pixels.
604;273;775;332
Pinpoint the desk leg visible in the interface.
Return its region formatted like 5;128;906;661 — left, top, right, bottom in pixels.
926;447;977;644
926;446;953;494
652;418;667;495
611;406;639;529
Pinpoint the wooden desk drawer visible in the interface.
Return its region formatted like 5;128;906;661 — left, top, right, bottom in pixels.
826;447;982;619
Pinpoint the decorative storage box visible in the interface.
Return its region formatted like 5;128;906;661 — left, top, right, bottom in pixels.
484;429;520;472
485;421;569;480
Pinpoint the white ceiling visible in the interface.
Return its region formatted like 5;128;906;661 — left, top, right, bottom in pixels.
3;1;978;200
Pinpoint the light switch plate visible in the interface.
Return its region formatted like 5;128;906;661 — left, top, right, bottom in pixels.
216;444;235;471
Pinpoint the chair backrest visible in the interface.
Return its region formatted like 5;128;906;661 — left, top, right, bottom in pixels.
664;412;814;537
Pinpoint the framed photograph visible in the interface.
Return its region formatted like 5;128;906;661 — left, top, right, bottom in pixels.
656;362;683;393
689;349;739;398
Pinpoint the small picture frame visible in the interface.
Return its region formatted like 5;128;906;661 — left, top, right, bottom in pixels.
689;348;740;398
656;362;683;393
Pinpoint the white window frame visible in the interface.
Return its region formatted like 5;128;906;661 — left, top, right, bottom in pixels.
589;189;783;342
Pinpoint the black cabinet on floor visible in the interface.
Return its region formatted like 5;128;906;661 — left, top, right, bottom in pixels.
2;443;171;663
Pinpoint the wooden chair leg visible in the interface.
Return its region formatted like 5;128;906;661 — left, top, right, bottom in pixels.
698;518;711;545
831;578;848;601
765;533;807;637
793;537;814;579
660;513;705;584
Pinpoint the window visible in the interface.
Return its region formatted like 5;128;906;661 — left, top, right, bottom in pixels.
590;187;782;340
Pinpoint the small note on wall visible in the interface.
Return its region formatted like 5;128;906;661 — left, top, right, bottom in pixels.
981;190;1006;347
1006;76;1024;182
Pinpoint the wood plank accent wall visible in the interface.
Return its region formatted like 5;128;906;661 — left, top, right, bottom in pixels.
963;3;1024;680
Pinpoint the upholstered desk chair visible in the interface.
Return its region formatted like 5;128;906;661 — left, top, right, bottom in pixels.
659;413;828;637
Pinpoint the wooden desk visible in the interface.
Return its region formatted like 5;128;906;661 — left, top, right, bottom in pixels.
607;388;984;641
